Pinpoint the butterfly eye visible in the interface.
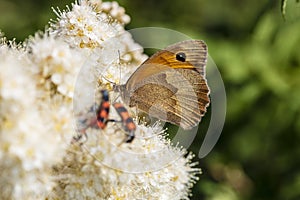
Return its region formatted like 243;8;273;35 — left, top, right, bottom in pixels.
176;52;186;62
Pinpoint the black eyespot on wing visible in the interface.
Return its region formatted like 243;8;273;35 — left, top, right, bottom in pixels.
176;52;186;62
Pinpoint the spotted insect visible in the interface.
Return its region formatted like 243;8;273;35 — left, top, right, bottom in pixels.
72;89;135;144
72;90;110;143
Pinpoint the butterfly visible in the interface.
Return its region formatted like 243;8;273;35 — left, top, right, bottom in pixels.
114;40;210;130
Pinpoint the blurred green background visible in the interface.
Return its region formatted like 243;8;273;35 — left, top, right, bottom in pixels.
1;0;300;199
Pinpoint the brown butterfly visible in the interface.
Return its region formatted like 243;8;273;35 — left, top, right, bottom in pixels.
114;40;210;130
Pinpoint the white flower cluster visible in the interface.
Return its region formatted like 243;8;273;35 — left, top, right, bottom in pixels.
90;0;131;24
0;36;70;199
50;121;201;200
0;1;201;199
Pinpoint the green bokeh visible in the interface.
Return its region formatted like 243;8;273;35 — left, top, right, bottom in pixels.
1;0;300;199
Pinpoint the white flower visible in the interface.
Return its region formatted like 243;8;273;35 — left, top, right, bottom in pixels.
50;0;147;68
94;0;131;24
27;32;84;98
0;39;69;199
51;121;200;200
50;0;122;49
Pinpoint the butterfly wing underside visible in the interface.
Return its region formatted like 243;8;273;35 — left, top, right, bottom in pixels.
121;40;210;130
